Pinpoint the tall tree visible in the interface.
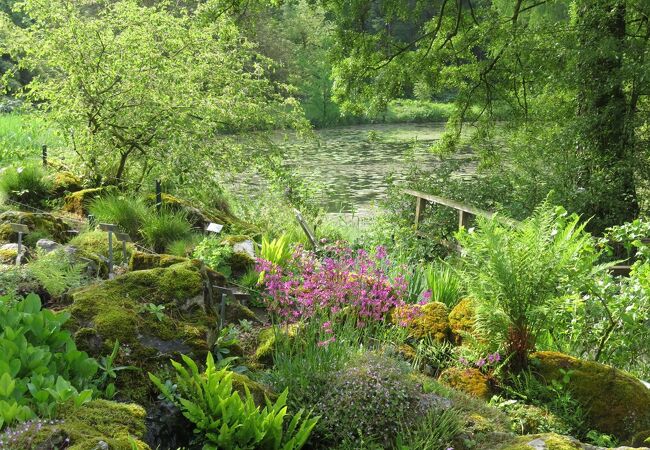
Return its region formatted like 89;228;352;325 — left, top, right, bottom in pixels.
0;0;306;186
321;0;650;231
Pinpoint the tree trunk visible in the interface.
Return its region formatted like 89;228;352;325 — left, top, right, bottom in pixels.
575;0;638;233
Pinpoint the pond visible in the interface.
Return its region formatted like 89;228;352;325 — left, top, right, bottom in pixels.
279;122;472;214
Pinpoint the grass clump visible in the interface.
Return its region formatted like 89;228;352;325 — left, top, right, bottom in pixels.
0;165;52;208
140;208;192;253
88;195;148;238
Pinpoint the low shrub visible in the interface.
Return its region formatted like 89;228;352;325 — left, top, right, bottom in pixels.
313;352;427;448
192;236;234;277
0;293;98;429
0;165;52;208
150;353;318;450
26;249;87;297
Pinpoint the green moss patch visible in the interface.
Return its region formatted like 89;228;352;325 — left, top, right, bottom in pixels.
64;186;117;216
497;433;583;450
531;351;650;441
129;251;188;271
0;210;72;244
68;261;216;404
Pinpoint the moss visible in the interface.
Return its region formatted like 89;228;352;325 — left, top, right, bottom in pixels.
222;234;252;245
63;186;117;216
68;230;135;269
253;325;299;366
228;250;255;275
530;351;650;441
49;171;82;196
439;367;491;399
149;193;256;233
449;298;477;344
395;301;450;341
129;251;188;271
497;433;583;450
0;248;18;263
68;261;214;406
24;400;150;450
224;300;258;324
231;372;276;406
0;210;72;243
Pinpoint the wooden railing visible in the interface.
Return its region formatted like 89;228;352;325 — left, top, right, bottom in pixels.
403;189;519;231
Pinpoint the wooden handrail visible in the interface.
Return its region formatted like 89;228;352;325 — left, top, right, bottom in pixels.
404;189;519;228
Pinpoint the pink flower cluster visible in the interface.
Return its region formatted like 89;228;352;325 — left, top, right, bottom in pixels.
458;352;501;371
256;244;408;327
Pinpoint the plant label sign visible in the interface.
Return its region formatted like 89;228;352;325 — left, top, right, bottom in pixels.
9;223;29;234
206;222;223;234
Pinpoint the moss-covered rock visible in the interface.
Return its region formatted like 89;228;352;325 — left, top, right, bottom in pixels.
449;298;477;344
64;186;117;216
0;210;72;243
395;301;450;341
439;367;492;400
0;246;18;264
253;325;299;366
231;372;276;405
49;171;82;196
68;261;215;404
530;351;650;441
68;230;136;272
149;193;255;233
12;400;150;450
496;433;584;450
129;251;188;271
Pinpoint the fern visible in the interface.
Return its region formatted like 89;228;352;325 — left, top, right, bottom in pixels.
455;201;603;369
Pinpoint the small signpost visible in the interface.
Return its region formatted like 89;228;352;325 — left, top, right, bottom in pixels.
212;286;232;332
115;232;132;266
42;145;47;167
155;180;162;213
99;223;117;278
10;223;29;265
206;222;223;234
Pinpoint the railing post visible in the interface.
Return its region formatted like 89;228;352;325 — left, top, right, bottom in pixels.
414;197;426;230
458;210;473;230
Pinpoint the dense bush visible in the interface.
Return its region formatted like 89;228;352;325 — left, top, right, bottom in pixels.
313;352;427;448
0;165;52;208
150;353;318;450
456;202;601;370
0;294;98;429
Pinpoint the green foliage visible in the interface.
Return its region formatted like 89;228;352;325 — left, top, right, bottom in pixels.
149;353;318;450
395;408;460;450
140;208;192;254
0;113;61;164
0;293;98;429
260;234;292;267
2;0;306;187
314;352;427;448
88;194;148;239
192;236;234;278
455;201;602;369
424;262;463;308
26;248;87;297
0;164;51;207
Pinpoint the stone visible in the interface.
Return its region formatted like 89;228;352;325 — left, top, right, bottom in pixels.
0;211;71;244
36;238;61;253
530;351;650;442
0;243;25;264
233;239;255;258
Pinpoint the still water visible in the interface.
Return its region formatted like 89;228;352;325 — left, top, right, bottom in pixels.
279;122;471;214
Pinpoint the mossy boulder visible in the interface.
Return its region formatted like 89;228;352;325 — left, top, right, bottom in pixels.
64;186;117;216
439;367;492;400
631;430;650;447
13;400;150;450
129;251;188;271
149;193;255;232
530;351;650;441
231;372;276;405
0;244;18;264
49;171;82;196
496;433;584;450
449;298;477;344
253;325;299;366
68;261;216;404
0;211;72;244
395;301;450;341
68;230;136;272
